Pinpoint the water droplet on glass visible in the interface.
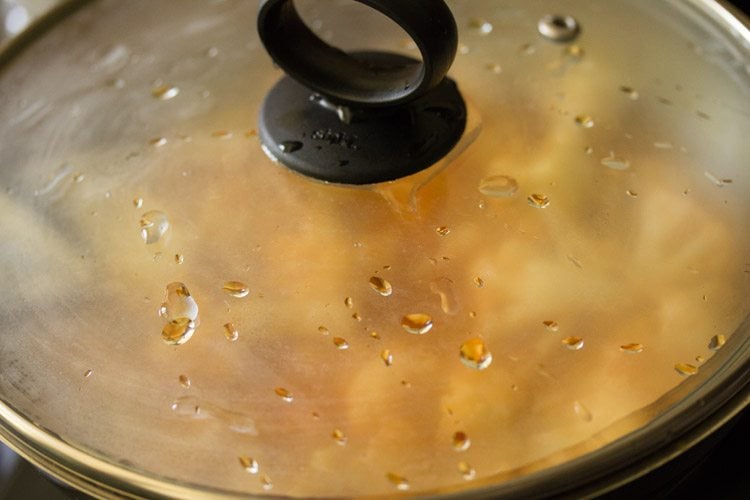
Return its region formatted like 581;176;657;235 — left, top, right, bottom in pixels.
675;363;698;376
573;401;593;422
332;337;349;350
478;175;518;197
402;314;433;334
473;276;485;288
162;318;196;345
369;276;393;296
139;210;170;244
527;193;550;208
239;456;259;474
133;197;143;208
430;278;459;315
318;326;330;335
436;225;451;236
538;14;580;42
386;472;410;491
344;297;354;308
161;282;199;321
619;85;639;100
223;281;249;298
601;153;631;170
381;349;393;366
178;374;191;388
459;338;493;370
152;84;179;100
224;322;239;342
620;343;644;353
279;140;303;153
83;369;93;378
452;431;471;451
458;461;476;481
542;320;559;332
332;428;347;446
275;387;293;402
149;137;167;147
352;312;362;322
562;336;584;350
626;189;638;198
468;19;493;35
260;475;273;491
575;115;594;128
708;334;726;351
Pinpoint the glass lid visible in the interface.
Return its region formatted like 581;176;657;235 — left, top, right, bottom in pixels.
0;0;749;497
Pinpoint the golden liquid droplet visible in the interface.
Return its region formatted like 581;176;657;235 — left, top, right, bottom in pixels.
386;472;410;491
222;281;249;298
452;431;471;451
575;115;594;128
620;343;644;353
478;174;518;197
675;363;699;376
275;387;293;402
133;197;143;208
178;374;191;388
459;338;493;370
332;428;348;446
161;318;196;345
152;84;179;100
708;334;726;351
381;349;393;366
473;276;485;288
401;313;433;334
368;276;393;296
527;193;550;208
542;320;559;332
260;474;273;491
436;226;451;236
149;137;167;147
351;312;362;322
344;296;354;308
318;326;330;335
562;336;584;350
370;331;381;339
332;337;349;350
695;355;705;363
573;401;593;422
457;461;476;481
626;189;638;198
239;456;259;474
83;369;93;378
139;210;170;244
223;322;239;342
174;253;184;264
211;130;233;139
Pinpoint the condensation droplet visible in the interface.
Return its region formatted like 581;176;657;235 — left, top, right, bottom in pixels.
675;363;698;376
458;461;476;481
486;63;502;74
695;355;705;363
436;226;451;236
381;349;393;366
401;313;433;334
275;387;293;402
332;428;348;446
73;173;85;183
333;337;349;350
626;189;638;198
152;84;180;100
162;318;196;345
619;85;639;100
430;278;459;315
318;326;330;335
370;331;381;339
468;18;493;35
478;175;518;197
452;431;471;451
352;312;362;322
212;130;233;139
620;343;644;353
566;44;584;59
83;369;93;378
527;193;550;208
239;456;259;474
344;296;354;308
473;276;484;288
601;152;631;170
161;282;199;321
223;322;239;342
708;334;726;351
260;475;273;491
139;210;170;244
386;472;410;491
542;320;559;332
369;276;393;296
133;197;143;208
562;336;584;350
174;253;184;264
223;281;250;298
149;137;167;147
178;374;191;388
573;401;593;422
459;338;493;370
575;115;594;128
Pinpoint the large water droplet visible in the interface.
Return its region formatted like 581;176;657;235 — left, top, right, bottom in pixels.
562;336;584;350
162;318;196;345
459;338;493;370
223;281;249;298
386;472;410;491
239;456;259;474
401;314;433;334
708;334;726;351
369;276;393;296
675;363;698;376
478;175;518;197
139;210;170;244
452;431;471;451
161;282;199;321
